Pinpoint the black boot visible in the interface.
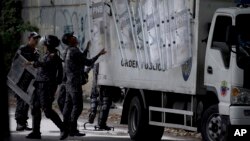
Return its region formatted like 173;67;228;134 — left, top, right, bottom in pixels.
69;121;85;137
16;122;32;131
47;110;68;140
16;123;25;131
98;124;112;131
60;122;69;140
26;132;41;139
88;112;96;124
98;96;112;130
29;111;41;139
60;130;68;140
69;130;86;137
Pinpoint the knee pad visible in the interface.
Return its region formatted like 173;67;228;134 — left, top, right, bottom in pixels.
91;98;98;108
103;97;112;106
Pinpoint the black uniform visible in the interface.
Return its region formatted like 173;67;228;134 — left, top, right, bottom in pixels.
89;64;100;123
31;52;64;134
15;45;39;127
57;47;89;114
57;82;66;113
63;46;99;134
89;64;113;129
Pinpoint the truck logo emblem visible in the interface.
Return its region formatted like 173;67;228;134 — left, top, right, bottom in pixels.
182;58;192;81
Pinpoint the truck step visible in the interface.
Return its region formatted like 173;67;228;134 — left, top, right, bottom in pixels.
149;106;193;116
149;106;196;131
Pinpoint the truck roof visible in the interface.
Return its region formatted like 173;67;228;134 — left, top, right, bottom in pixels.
216;7;250;16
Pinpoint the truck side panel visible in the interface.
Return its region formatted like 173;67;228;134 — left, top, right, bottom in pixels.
97;0;198;95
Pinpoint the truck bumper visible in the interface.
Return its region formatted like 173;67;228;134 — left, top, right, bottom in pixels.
230;106;250;125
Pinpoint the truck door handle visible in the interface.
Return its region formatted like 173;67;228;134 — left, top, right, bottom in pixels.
207;66;213;74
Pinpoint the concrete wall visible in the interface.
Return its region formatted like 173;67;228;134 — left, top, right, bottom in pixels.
22;0;93;95
22;0;88;50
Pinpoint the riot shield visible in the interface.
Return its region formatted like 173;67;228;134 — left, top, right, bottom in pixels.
7;53;37;105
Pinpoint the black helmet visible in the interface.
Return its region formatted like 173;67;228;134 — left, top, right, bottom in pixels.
62;32;74;46
44;35;60;48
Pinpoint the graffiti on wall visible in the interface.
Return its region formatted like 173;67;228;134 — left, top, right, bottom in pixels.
58;9;88;51
28;3;89;52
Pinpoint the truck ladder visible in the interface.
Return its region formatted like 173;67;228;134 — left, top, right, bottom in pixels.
108;1;127;60
88;0;126;60
152;0;164;70
109;0;143;67
137;2;151;65
126;1;145;67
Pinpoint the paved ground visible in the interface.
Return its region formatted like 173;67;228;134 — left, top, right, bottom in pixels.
9;101;200;141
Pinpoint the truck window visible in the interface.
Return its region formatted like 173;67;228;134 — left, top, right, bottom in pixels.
212;16;232;69
236;14;250;69
236;14;250;39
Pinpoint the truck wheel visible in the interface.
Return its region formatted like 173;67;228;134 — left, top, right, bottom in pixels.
201;105;229;141
128;96;164;141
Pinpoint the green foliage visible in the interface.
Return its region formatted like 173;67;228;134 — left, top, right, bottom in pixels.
0;0;39;70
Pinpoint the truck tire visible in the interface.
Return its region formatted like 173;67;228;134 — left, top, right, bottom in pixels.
128;96;164;141
201;105;229;141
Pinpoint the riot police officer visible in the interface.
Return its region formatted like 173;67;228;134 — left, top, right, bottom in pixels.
62;33;106;136
15;32;40;131
57;43;91;114
88;63;113;130
88;63;121;130
26;35;68;140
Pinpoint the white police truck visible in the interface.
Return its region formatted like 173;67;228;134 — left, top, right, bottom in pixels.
87;0;250;140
